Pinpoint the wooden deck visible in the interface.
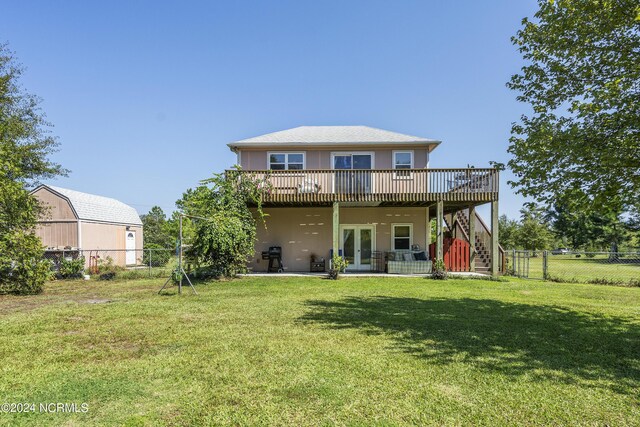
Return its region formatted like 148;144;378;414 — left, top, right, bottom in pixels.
229;168;499;206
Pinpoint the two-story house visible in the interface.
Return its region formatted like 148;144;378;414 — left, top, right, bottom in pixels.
227;126;502;275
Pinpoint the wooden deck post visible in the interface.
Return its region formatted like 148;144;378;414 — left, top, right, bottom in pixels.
436;200;443;261
332;202;340;257
491;200;499;276
468;205;476;272
425;207;431;250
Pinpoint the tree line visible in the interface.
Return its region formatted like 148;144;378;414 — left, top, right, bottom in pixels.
499;202;639;253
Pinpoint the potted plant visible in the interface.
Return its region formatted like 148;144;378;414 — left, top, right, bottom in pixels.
328;254;349;280
431;258;448;280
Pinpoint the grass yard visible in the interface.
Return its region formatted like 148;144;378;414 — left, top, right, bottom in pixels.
1;276;639;426
513;253;640;283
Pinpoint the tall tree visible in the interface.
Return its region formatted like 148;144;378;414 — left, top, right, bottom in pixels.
516;204;554;252
545;190;633;254
498;214;520;249
545;190;594;250
140;206;173;247
506;1;639;209
0;44;66;294
140;206;174;266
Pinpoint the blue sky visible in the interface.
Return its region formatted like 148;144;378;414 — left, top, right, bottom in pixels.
4;0;537;219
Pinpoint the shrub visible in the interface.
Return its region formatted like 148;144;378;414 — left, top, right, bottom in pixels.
142;243;173;267
588;278;640;287
179;168;269;279
188;214;256;277
431;258;448;280
98;272;116;281
327;254;349;280
96;256;124;274
57;256;85;279
546;275;577;283
0;231;50;294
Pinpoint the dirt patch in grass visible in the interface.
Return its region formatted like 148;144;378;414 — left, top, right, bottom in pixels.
82;298;113;304
0;279;160;316
0;294;64;315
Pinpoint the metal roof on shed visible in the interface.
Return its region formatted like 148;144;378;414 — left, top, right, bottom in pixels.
35;185;142;226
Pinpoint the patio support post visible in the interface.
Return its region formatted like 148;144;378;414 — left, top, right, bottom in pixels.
436;200;443;261
468;205;476;272
425;207;431;251
491;199;499;276
332;202;340;258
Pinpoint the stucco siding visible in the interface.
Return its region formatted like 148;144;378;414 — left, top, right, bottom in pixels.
250;206;428;272
238;147;430;170
251;207;333;272
340;207;428;253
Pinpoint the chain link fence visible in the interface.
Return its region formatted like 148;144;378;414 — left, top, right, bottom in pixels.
43;248;176;279
507;250;640;285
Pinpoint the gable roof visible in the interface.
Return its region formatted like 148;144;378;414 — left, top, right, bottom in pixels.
227;126;441;149
34;185;142;226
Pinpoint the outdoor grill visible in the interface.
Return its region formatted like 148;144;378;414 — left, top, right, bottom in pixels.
261;246;283;273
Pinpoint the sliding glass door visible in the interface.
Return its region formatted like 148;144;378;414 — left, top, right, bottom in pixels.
333;153;372;194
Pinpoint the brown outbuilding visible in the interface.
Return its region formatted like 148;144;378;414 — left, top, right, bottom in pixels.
31;185;143;266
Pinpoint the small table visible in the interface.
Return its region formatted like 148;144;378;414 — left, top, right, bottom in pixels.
310;260;326;272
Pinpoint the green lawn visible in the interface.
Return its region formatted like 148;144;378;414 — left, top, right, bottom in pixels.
1;276;639;426
509;253;640;283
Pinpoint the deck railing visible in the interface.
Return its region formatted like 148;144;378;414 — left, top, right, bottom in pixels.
228;168;499;204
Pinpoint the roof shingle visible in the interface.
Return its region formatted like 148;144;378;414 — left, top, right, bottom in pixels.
42;185;142;226
228;126;440;147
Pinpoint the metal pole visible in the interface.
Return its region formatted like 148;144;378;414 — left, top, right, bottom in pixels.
179;214;183;294
158;212;198;295
148;249;152;277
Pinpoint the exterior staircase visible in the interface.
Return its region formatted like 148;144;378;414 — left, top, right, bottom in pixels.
442;209;503;273
454;210;491;273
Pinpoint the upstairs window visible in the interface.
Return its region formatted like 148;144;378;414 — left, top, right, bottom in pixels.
393;151;413;177
269;153;305;170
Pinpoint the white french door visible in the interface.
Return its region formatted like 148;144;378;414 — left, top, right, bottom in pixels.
340;225;375;270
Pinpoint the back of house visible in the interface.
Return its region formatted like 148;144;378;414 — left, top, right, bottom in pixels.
227;126;503;274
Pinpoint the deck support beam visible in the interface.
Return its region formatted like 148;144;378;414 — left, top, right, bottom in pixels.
436;200;443;261
468;205;476;272
425;207;431;252
332;202;340;257
491;199;499;276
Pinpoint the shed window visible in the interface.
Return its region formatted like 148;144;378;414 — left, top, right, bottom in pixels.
269;153;304;170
